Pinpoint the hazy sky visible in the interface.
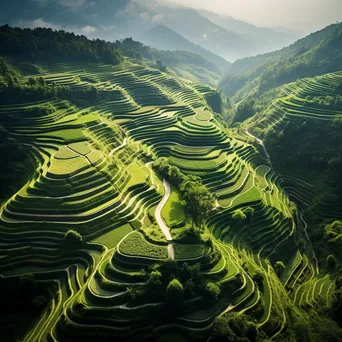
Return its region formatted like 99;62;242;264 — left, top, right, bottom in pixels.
166;0;342;34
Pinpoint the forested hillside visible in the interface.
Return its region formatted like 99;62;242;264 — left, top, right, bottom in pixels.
0;25;227;87
219;23;342;100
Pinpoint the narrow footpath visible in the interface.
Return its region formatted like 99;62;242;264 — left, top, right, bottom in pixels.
155;178;174;260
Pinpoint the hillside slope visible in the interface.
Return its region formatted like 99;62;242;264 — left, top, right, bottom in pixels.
139;24;231;74
0;27;341;342
0;0;293;62
199;9;297;52
219;23;342;100
241;72;342;294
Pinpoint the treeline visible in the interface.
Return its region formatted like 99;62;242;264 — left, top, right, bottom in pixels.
0;58;70;104
0;25;123;65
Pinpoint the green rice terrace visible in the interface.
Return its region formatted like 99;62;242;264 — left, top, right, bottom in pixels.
0;28;341;342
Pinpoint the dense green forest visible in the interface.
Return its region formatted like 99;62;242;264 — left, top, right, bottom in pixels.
0;25;123;65
219;23;342;100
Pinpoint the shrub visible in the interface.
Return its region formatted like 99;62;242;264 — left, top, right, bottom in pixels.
205;282;221;299
325;221;342;245
165;279;184;312
64;229;83;244
147;270;162;288
212;313;259;341
232;209;247;221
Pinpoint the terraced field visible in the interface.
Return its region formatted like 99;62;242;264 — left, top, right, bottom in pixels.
239;72;342;321
0;61;326;341
252;72;342;131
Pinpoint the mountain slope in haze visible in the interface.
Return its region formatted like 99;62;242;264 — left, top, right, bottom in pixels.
199;9;298;52
219;23;342;100
141;4;256;61
0;0;295;62
153;50;224;86
139;24;231;73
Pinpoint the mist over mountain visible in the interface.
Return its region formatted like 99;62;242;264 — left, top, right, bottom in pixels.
1;2;342;342
0;0;298;62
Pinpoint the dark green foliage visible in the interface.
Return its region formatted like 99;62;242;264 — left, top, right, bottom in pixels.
253;271;264;289
232;209;247;221
0;25;123;65
326;254;337;270
233;98;255;123
165;279;184;312
204;90;224;114
180;177;215;227
0;276;52;342
147;270;163;288
154;158;215;227
220;23;342;98
274;261;286;276
325;221;342;245
89;86;98;105
0;145;37;201
244;207;255;222
113;37;154;61
0;56;20;86
156;60;167;72
332;269;342;324
212;313;258;342
64;229;83;244
205;282;221;299
0;60;70;104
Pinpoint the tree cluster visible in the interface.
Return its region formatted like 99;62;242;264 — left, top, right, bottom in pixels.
154;157;215;227
0;25;123;65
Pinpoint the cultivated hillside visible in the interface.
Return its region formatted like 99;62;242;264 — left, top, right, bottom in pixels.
243;73;342;256
0;26;341;342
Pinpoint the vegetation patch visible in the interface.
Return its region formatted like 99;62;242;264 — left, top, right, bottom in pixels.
174;243;205;260
92;223;133;248
119;231;168;259
161;186;186;227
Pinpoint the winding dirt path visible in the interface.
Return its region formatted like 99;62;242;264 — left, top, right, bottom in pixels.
245;129;272;167
155;178;174;260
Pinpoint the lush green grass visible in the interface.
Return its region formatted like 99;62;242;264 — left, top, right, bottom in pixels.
174;244;205;260
126;164;148;188
91;223;133;248
43;128;85;142
119;231;168;259
162;186;186;227
68;141;92;155
49;155;89;176
54;146;79;159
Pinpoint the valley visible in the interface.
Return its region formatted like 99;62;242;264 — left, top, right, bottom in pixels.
0;17;341;342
